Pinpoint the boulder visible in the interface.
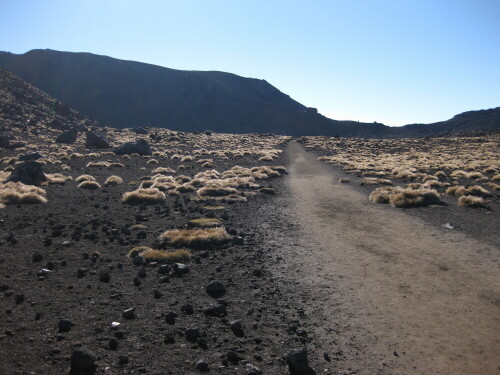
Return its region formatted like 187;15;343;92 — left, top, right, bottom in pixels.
284;348;316;375
205;280;226;298
70;348;97;372
0;135;10;149
114;139;152;156
6;162;47;185
85;131;110;149
56;129;78;144
19;152;44;161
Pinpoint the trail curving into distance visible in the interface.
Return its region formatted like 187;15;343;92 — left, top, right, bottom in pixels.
272;141;499;374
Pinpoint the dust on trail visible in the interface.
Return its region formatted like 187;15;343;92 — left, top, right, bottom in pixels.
276;141;499;375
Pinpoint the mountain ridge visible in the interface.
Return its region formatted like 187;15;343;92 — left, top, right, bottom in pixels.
0;49;498;137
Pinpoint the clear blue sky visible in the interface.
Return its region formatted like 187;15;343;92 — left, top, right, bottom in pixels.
1;0;499;126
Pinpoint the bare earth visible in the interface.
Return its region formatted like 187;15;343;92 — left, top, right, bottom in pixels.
265;142;499;375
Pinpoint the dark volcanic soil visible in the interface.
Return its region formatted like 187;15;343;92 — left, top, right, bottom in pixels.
0;144;312;375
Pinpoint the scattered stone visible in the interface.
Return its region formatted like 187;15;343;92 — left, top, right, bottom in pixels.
15;294;24;304
122;307;135;319
284;348;316;375
55;129;77;144
230;320;244;336
164;332;175;344
246;363;263;374
185;327;201;342
32;252;43;263
153;289;162;299
109;338;119;350
233;236;244;245
165;311;178;325
114;139;152;156
7;161;47;185
205;280;226;298
85;130;110;149
133;256;144;266
118;355;129;365
323;352;330;362
76;268;87;278
195;359;209;372
227;350;241;364
203;304;227;317
19;151;44;161
58;319;73;333
99;271;111;283
171;263;189;277
181;303;194;315
70;348;97;372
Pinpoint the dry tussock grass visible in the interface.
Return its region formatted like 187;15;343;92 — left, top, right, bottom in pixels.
188;218;221;227
78;180;101;190
370;186;441;207
122;188;166;204
140;248;192;262
457;195;486;208
160;227;230;248
0;182;47;205
104;175;123;185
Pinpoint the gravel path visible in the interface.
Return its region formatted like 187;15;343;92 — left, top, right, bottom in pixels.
264;141;499;375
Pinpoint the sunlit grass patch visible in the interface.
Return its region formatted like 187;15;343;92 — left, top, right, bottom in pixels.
122;188;166;204
159;227;230;248
104;175;123;185
75;174;96;182
0;182;48;205
45;173;73;185
390;188;441;208
141;248;192;262
78;180;101;190
370;186;441;207
188;218;221;227
457;195;486;208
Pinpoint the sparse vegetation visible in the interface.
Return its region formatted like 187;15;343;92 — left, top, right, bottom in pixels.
159;227;230;248
122;188;166;204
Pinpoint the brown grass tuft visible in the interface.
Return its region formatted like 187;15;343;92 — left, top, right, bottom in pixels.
122;188;166;204
104;175;123;185
78;180;101;190
140;249;192;262
188;218;221;227
159;227;230;248
0;182;48;205
457;195;486;208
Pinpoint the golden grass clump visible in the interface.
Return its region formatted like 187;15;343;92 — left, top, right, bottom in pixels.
457;195;486;208
104;175;123;185
188;218;221;227
390;188;441;208
446;186;466;197
464;185;492;197
370;186;441;207
152;167;175;174
75;174;96;182
197;185;238;197
140;248;192;262
0;182;48;206
78;180;101;190
122;188;166;204
45;173;73;185
160;227;230;248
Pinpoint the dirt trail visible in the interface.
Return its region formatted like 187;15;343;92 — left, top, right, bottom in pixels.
273;142;499;374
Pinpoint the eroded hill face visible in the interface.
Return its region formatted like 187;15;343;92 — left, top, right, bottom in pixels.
0;68;98;134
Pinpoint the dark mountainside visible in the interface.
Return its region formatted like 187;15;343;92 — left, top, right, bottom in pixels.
0;49;498;137
0;67;98;133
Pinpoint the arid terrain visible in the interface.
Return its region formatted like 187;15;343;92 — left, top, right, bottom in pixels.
0;70;499;374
